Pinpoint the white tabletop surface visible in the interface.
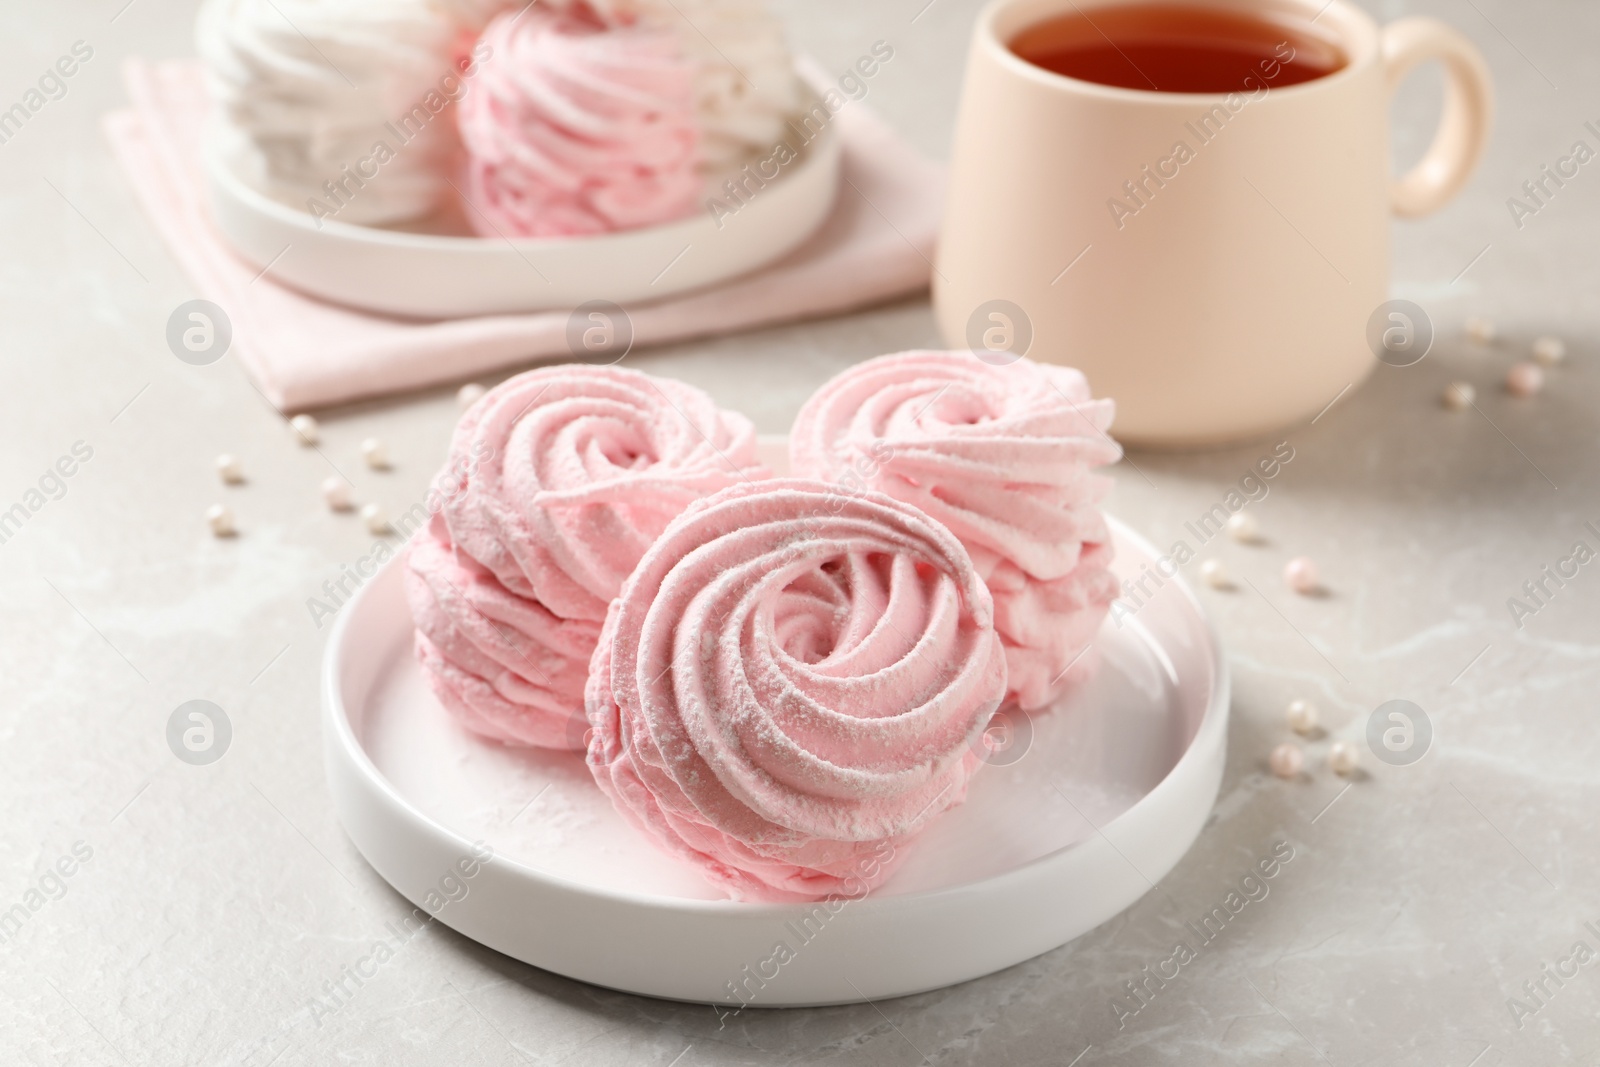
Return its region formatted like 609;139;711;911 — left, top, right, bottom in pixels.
4;0;1599;1064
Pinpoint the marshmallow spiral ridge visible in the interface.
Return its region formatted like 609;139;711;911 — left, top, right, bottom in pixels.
587;479;1009;901
406;365;763;749
791;350;1122;711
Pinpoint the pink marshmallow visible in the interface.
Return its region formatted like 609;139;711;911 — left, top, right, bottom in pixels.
586;479;1008;901
791;350;1121;711
406;364;763;748
456;5;703;237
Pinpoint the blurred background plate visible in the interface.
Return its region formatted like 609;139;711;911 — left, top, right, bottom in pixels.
206;104;841;319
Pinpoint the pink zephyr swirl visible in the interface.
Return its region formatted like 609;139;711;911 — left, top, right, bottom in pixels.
790;350;1122;710
456;5;703;237
586;479;1009;901
406;364;763;748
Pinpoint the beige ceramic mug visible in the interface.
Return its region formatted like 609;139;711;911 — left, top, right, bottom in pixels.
933;0;1492;447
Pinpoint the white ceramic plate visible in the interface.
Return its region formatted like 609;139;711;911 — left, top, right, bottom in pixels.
207;116;840;319
322;440;1228;1006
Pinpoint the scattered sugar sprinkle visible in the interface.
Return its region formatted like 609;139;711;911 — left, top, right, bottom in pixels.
206;503;235;537
1532;335;1565;366
215;453;244;484
289;413;319;446
1441;382;1475;410
1506;361;1544;398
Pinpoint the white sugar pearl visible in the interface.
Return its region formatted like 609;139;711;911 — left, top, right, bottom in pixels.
206;504;235;537
1200;559;1229;588
321;476;353;511
1506;361;1544;397
1284;556;1319;594
457;382;486;409
1465;316;1495;344
290;414;319;446
1441;382;1475;410
360;503;390;535
1287;699;1318;735
1329;741;1360;776
1226;511;1259;543
215;453;244;485
361;437;389;470
1532;336;1565;366
1270;743;1303;779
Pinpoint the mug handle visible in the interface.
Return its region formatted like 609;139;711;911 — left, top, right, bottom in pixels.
1380;18;1494;218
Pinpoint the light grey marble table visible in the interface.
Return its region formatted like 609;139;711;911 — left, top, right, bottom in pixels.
3;0;1599;1064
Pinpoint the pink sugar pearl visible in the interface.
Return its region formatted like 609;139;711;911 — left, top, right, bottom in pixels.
1270;743;1303;779
1506;361;1544;397
1284;556;1319;594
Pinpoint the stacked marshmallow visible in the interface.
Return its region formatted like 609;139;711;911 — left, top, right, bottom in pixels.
588;480;1007;901
407;352;1119;901
791;351;1121;711
405;365;763;748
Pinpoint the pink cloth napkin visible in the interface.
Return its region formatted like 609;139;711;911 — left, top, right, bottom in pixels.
106;59;944;411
